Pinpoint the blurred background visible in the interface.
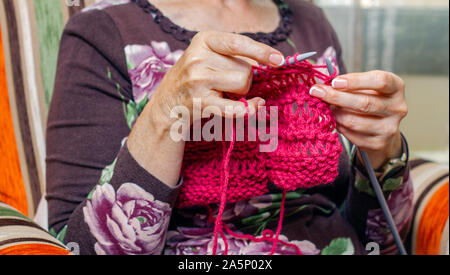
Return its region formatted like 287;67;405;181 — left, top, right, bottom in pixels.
312;0;449;164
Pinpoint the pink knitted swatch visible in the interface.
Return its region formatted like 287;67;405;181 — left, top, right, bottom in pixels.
177;54;342;209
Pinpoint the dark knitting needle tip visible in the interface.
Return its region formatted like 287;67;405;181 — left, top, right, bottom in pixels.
325;58;335;76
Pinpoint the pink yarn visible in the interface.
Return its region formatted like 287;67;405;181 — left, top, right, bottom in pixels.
177;54;342;209
179;55;342;255
212;106;238;255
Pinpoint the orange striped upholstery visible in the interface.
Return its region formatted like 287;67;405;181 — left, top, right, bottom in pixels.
0;25;28;216
0;243;71;255
0;202;70;255
416;181;449;255
0;0;99;219
409;159;449;255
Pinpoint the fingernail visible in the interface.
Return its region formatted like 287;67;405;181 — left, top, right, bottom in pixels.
309;87;326;98
258;99;266;106
332;78;348;89
269;54;284;67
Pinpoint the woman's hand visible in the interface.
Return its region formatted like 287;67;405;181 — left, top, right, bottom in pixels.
309;70;408;169
128;31;284;187
147;31;285;130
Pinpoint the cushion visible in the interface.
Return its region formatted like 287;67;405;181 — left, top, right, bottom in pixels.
0;202;70;255
408;159;449;255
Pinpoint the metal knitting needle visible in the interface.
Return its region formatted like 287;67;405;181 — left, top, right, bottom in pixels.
281;51;317;66
325;58;335;75
359;151;407;255
325;58;407;255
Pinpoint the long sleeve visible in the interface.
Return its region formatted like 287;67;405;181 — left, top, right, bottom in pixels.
46;9;179;255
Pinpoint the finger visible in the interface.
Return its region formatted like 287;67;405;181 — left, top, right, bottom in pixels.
310;85;390;116
205;51;254;71
201;31;285;67
336;125;387;152
206;69;253;95
331;70;404;95
202;92;265;119
333;107;385;136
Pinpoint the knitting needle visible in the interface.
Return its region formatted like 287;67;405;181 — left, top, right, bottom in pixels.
325;58;335;76
360;151;407;255
282;51;317;66
325;57;407;255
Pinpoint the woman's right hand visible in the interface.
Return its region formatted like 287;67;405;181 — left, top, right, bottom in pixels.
128;31;284;187
147;31;285;128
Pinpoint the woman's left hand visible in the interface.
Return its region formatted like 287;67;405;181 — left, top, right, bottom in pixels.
309;70;408;169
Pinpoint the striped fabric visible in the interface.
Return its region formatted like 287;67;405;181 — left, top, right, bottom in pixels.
409;159;449;255
0;202;70;255
0;23;28;216
0;0;99;219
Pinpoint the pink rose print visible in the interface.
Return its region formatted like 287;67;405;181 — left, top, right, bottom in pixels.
164;226;320;255
165;227;247;255
83;183;172;255
240;237;320;255
125;42;184;103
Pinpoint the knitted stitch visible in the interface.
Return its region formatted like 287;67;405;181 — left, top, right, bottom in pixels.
177;54;342;209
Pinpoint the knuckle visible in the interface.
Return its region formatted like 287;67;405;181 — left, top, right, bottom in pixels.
182;50;203;66
398;78;406;91
343;115;358;129
369;138;385;151
359;95;373;113
226;37;241;54
191;32;204;44
235;71;252;92
384;123;398;137
373;70;389;90
184;69;207;87
193;31;210;42
236;71;248;83
328;89;339;102
397;102;408;118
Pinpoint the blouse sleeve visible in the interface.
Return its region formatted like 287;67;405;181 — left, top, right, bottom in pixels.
46;9;180;255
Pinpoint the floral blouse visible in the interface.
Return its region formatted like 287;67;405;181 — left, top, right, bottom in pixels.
46;0;414;255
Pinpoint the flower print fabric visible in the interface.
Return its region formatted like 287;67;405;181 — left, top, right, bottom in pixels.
83;183;172;255
164;226;321;255
125;43;184;103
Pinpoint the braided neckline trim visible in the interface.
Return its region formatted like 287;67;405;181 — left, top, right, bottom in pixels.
132;0;293;46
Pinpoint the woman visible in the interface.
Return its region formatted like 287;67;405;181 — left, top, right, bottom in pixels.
46;0;413;255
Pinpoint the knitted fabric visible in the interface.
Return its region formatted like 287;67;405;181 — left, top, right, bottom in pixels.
177;54;342;209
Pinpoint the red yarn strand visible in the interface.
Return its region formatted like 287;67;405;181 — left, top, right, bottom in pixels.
212;119;237;255
270;190;286;255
